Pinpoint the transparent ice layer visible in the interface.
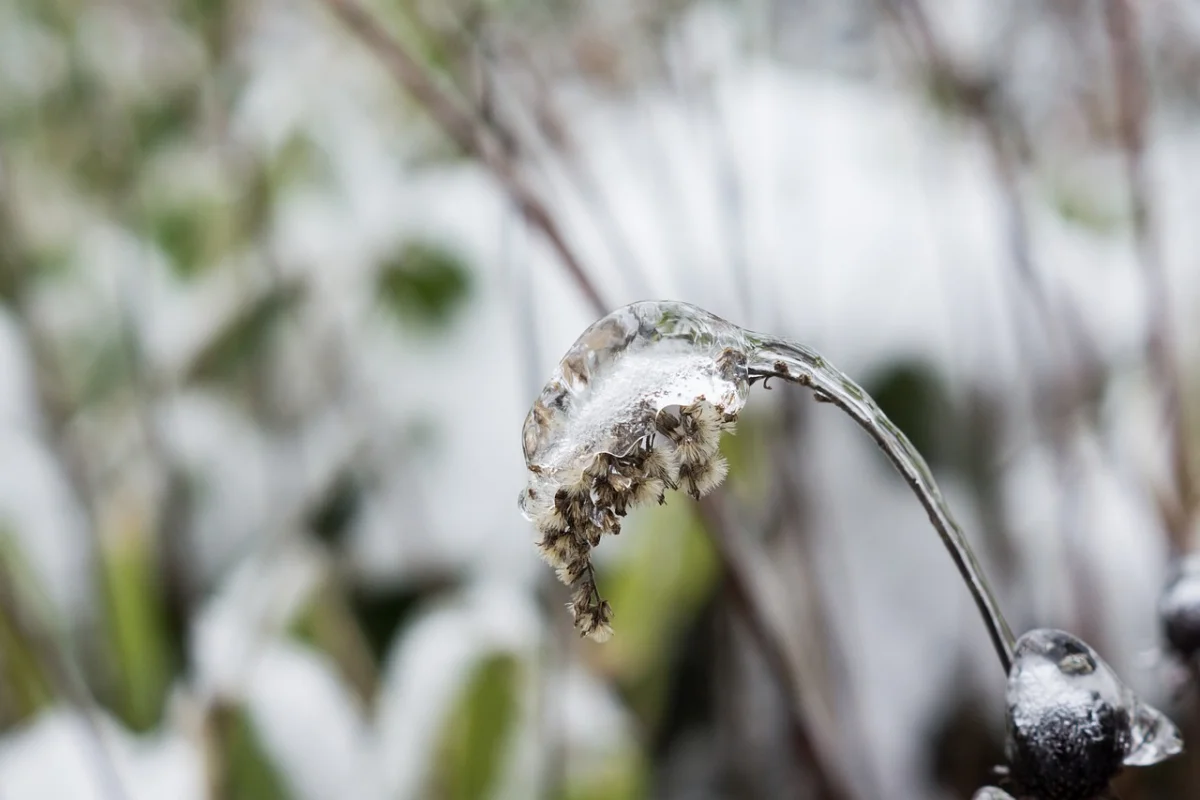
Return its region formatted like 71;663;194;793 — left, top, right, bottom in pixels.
519;300;750;522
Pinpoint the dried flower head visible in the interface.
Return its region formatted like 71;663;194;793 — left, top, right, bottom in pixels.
1159;552;1200;663
519;301;749;640
1004;629;1182;800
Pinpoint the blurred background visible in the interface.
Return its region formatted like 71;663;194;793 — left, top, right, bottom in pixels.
2;0;1200;798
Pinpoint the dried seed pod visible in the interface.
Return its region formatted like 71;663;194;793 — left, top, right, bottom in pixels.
1005;629;1182;800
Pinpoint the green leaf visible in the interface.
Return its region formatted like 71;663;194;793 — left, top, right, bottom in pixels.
184;0;234;55
70;330;135;407
150;205;214;281
187;282;303;384
130;84;200;154
100;525;173;732
287;579;380;706
212;704;291;800
238;134;333;240
560;749;649;800
376;241;472;328
0;533;54;726
431;653;521;800
1051;186;1127;234
0;606;53;726
602;502;720;728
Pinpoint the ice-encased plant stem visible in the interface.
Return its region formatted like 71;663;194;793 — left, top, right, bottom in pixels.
519;300;1015;669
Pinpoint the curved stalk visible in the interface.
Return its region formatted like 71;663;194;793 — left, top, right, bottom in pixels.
746;335;1016;672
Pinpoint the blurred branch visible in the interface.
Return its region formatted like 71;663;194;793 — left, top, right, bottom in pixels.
319;0;610;313
1104;0;1195;553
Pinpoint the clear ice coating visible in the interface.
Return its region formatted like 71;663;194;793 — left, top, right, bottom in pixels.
1005;629;1182;800
520;301;749;509
1159;552;1200;660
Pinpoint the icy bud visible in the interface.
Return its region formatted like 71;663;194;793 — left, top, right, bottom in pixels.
519;301;749;640
972;789;1015;800
1005;629;1182;800
1159;552;1200;662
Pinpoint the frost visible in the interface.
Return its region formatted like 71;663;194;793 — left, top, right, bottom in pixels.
1005;629;1182;799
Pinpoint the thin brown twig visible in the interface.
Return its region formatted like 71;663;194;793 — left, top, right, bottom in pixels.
1104;0;1195;553
319;0;609;314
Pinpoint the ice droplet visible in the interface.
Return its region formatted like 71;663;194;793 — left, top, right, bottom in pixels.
1005;629;1182;800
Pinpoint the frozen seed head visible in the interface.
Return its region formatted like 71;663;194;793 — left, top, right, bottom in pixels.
1159;552;1200;662
1005;629;1182;800
519;302;751;640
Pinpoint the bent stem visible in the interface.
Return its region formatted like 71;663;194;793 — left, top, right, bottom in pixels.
746;336;1017;672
